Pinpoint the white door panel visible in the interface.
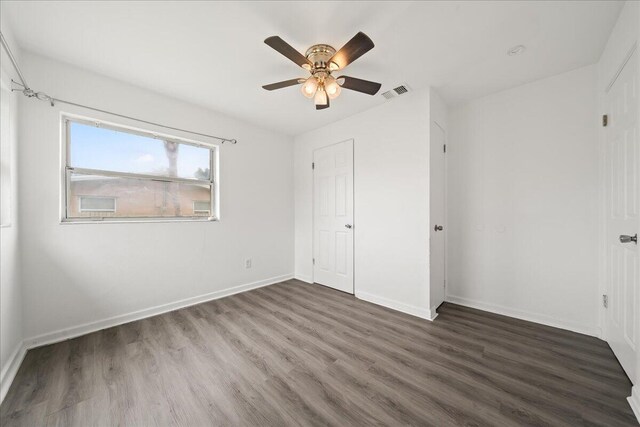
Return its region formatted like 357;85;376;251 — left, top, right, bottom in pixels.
313;140;354;294
605;48;639;384
430;124;446;310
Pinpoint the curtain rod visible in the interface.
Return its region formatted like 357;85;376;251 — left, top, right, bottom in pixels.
0;30;237;144
0;31;28;89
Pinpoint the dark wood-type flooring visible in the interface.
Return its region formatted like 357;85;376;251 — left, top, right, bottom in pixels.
1;279;637;426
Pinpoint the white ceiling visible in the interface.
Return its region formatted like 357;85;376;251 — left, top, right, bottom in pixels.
2;1;623;135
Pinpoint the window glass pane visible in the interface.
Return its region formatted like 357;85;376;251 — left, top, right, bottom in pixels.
80;196;116;212
68;172;211;219
70;122;211;180
193;200;210;215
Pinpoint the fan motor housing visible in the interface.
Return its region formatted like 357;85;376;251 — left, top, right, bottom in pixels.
305;44;336;71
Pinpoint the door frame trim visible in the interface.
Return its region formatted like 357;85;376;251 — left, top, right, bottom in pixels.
311;138;355;294
605;42;637;93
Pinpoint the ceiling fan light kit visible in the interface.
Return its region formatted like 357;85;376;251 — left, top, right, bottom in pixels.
301;76;318;98
314;86;329;109
262;32;382;110
324;75;341;99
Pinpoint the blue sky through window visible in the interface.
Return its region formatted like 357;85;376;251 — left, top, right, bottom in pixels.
70;122;210;180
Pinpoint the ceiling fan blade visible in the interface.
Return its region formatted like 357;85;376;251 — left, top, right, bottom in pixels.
338;76;381;95
264;36;312;69
329;32;375;70
262;78;305;91
316;96;330;110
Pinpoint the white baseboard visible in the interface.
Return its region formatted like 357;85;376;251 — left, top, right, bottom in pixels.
429;305;440;321
0;342;27;404
445;295;599;337
293;274;313;284
23;273;293;350
356;291;436;321
629;385;640;424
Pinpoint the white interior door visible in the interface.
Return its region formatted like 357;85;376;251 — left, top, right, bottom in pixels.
604;48;639;384
313;140;354;294
430;123;446;310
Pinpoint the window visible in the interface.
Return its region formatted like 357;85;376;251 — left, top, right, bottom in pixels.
62;116;218;222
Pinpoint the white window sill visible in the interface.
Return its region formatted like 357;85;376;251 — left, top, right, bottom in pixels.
60;217;218;225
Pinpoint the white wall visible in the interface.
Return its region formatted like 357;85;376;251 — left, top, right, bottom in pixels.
18;53;294;343
0;72;22;400
598;1;639;94
0;15;24;402
447;65;600;336
0;72;22;401
294;90;434;319
596;0;640;417
430;89;448;133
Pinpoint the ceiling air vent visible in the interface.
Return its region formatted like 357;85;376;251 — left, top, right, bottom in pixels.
381;90;395;99
394;85;409;95
381;84;411;100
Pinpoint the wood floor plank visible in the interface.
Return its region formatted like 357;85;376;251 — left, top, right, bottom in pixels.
281;283;627;404
1;280;637;426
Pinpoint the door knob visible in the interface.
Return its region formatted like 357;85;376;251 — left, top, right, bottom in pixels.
434;225;443;232
345;224;352;229
619;234;637;244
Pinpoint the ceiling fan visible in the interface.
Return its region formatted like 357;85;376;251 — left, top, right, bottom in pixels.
262;32;382;110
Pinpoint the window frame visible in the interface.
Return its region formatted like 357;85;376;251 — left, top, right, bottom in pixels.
60;114;219;224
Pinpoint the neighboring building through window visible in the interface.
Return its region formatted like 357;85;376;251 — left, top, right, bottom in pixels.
62;116;218;222
193;200;210;216
79;196;116;214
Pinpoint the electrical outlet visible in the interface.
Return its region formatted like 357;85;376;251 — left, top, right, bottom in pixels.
244;258;252;269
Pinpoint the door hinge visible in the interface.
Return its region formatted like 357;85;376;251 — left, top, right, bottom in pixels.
312;258;315;265
602;114;608;127
312;162;315;170
443;144;447;153
603;294;608;308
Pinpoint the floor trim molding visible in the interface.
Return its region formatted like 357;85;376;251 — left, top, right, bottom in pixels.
356;291;436;321
445;295;598;337
429;304;440;321
294;274;313;284
0;342;27;404
23;273;294;350
629;385;640;423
